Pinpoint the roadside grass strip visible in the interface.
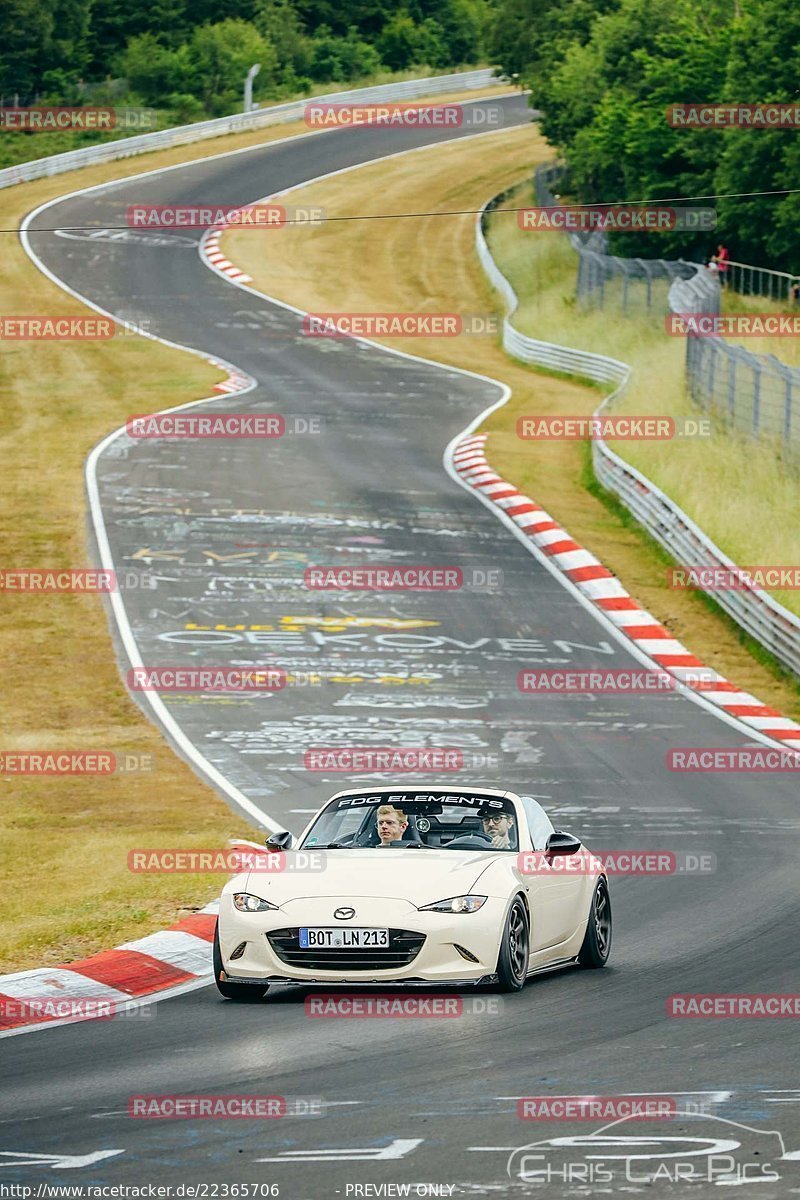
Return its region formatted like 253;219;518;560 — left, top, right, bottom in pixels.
451;434;800;744
0;82;514;975
219;123;800;722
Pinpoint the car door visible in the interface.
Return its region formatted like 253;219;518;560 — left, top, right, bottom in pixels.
519;795;588;950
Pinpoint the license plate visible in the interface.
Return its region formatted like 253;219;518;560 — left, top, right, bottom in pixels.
299;927;389;949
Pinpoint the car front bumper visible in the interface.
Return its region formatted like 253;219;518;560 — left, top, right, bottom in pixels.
217;892;509;985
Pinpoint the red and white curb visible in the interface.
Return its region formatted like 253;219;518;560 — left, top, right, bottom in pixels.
202;231;254;393
0;903;217;1036
202;228;252;285
207;354;252;394
452;434;800;745
0;841;263;1036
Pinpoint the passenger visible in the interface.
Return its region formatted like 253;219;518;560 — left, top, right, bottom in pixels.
376;804;408;846
481;809;516;849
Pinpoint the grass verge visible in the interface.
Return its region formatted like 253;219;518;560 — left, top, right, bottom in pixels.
221;121;800;723
0;68;505;170
484;182;800;619
0;81;514;974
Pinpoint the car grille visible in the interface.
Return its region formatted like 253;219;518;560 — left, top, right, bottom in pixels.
266;928;425;971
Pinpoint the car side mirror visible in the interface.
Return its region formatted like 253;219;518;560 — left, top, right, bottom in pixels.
265;830;293;852
545;831;582;856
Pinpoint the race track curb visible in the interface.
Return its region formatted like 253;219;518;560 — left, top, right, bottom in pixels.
0;904;217;1035
0;841;263;1035
452;434;800;744
203;228;252;286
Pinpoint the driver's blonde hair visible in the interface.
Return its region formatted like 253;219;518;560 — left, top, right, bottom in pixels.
377;804;406;824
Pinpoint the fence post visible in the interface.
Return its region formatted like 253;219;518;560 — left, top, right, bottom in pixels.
752;362;761;435
727;353;737;430
687;335;698;402
787;376;793;444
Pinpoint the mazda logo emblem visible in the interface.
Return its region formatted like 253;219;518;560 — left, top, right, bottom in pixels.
334;906;356;920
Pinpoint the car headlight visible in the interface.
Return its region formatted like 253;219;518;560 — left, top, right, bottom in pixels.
233;893;279;913
419;895;487;914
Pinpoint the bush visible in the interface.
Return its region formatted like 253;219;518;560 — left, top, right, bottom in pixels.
187;20;279;113
377;13;420;70
309;26;381;82
115;33;192;104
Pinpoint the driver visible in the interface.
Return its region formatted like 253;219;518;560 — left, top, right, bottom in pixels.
480;808;516;850
376;804;408;846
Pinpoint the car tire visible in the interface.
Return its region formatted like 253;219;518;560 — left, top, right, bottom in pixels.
213;921;268;1001
496;897;529;992
578;877;612;968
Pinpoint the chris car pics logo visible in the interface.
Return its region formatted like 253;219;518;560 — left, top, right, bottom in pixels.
506;1112;800;1186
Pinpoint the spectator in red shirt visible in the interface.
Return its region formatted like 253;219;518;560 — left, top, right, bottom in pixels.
708;243;729;279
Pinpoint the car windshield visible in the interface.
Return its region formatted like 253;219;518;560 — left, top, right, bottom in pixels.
300;792;519;851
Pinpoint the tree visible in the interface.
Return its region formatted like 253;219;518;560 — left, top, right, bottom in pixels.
489;0;618;92
517;0;734;259
187;20;279;113
115;35;191;105
714;0;800;268
437;0;484;64
377;12;420;70
416;18;450;68
309;26;381;81
255;0;314;83
88;0;191;74
47;0;92;86
0;0;54;98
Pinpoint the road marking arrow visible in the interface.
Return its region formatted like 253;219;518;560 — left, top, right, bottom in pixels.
0;1150;124;1170
256;1138;422;1163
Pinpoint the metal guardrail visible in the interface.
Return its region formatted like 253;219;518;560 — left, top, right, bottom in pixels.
534;165;701;312
537;165;800;451
476;197;800;679
591;441;800;677
0;69;498;191
726;259;797;303
476;192;631;389
667;265;800;445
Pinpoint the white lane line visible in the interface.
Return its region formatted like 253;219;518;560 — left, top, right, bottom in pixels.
21;197;279;834
256;1138;423;1163
194;132;800;753
494;1091;732;1100
22;101;792;895
18;103;524;836
0;1150;125;1169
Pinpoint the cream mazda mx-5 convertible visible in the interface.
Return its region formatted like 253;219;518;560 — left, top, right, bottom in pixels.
213;786;611;999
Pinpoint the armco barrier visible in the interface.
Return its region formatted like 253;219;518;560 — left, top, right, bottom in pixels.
537;164;800;450
0;69;498;191
476;199;800;679
476;194;630;387
668;265;800;446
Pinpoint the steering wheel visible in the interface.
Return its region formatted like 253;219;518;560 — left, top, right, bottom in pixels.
445;832;493;849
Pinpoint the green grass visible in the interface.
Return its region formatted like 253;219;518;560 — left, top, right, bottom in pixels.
0;64;496;171
485;186;800;619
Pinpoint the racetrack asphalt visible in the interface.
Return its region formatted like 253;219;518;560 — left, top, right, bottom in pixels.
4;94;799;1194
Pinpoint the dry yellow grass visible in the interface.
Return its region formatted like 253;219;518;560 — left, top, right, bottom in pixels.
222;122;800;721
483;190;800;618
0;233;237;972
721;290;800;365
0;82;516;973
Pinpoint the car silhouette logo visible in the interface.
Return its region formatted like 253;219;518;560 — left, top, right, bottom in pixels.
334;906;356;919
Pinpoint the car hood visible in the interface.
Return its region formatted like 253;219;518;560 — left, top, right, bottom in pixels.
241;848;494;907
